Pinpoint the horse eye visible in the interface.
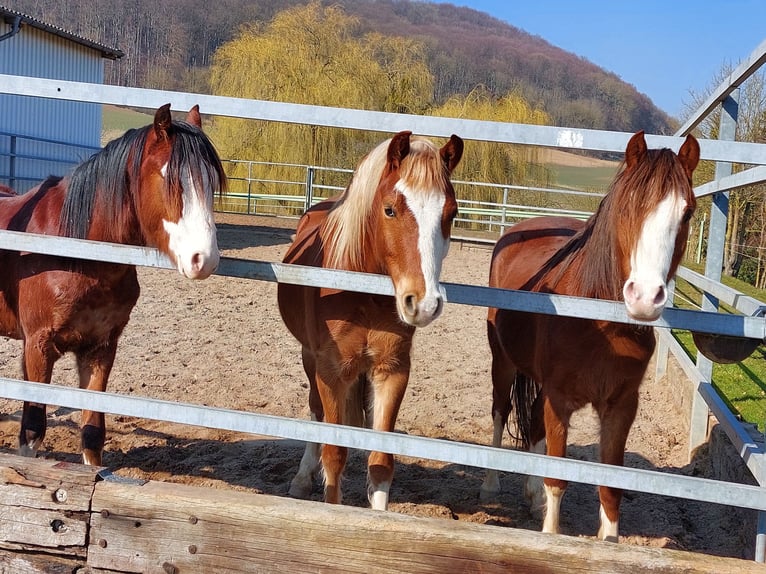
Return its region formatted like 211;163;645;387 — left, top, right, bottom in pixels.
384;205;395;218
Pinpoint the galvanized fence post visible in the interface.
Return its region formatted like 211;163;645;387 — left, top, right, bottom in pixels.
305;166;315;212
247;160;253;215
690;91;739;455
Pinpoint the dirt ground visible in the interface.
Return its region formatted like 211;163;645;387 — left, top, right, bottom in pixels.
0;212;758;561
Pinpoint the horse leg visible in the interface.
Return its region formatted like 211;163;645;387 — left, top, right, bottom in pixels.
366;368;409;510
289;347;324;499
529;394;570;534
314;367;349;505
523;391;547;516
596;387;639;542
481;326;516;499
76;340;118;466
18;334;58;457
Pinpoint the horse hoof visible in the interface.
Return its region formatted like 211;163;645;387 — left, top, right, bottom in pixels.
480;472;501;501
288;477;313;499
18;444;37;458
479;487;498;502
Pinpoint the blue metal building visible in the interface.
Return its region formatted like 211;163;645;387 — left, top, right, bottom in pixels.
0;6;122;190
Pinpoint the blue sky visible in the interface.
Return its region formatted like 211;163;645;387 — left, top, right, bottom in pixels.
436;0;766;118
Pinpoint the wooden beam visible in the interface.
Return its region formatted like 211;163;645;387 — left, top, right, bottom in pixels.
89;478;763;574
0;454;98;558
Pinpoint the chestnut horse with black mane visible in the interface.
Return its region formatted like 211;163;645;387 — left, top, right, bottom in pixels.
278;131;463;509
481;132;699;541
0;104;226;465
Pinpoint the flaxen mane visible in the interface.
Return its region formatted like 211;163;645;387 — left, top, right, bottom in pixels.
322;137;449;270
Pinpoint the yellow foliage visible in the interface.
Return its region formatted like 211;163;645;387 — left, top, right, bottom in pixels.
432;86;551;189
207;1;552;213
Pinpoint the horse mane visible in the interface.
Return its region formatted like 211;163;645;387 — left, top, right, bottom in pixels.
551;147;694;300
322;136;449;270
59;120;226;242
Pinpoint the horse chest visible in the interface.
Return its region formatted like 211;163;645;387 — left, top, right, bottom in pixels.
18;265;139;348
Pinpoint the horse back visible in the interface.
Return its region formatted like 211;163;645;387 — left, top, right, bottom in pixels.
490;216;583;291
0;178;66;234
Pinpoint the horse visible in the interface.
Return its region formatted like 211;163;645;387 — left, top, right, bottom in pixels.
481;131;700;541
0;103;226;466
278;131;463;510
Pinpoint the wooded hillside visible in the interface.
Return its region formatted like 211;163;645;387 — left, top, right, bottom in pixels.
4;0;674;134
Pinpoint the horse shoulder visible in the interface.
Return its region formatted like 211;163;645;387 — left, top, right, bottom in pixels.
490;216;583;290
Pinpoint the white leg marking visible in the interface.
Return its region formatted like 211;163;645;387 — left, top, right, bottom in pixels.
524;440;547;520
289;413;322;499
598;504;620;542
368;480;391;511
541;483;563;534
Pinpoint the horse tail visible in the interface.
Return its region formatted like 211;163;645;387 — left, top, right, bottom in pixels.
344;374;370;429
508;372;538;450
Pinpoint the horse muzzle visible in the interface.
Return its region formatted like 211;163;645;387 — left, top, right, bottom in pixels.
622;277;667;321
177;247;220;280
398;292;444;327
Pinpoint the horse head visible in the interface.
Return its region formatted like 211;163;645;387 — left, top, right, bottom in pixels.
617;131;700;321
373;131;463;327
137;103;224;279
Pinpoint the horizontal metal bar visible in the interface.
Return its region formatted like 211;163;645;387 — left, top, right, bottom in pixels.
676;38;766;136
694;165;766;198
1;230;764;339
2;74;766;164
677;266;766;317
1;377;765;513
0;229;174;269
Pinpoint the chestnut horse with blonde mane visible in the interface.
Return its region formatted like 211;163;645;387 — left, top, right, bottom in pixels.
482;131;699;541
0;104;226;465
278;131;463;510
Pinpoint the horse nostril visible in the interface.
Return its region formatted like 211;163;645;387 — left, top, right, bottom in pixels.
191;252;203;273
404;294;418;316
434;296;443;317
653;285;667;307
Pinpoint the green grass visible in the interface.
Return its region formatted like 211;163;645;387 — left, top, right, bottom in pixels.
101;105;153;145
547;164;618;191
674;261;766;431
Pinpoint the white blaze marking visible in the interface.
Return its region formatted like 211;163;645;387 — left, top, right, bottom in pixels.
396;180;448;306
630;192;685;291
161;164;219;278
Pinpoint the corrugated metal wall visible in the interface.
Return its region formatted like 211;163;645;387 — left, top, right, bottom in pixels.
0;20;105;191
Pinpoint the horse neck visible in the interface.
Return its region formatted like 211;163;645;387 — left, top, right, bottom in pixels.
562;199;625;301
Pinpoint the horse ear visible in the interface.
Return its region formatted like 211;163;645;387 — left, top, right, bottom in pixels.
154;103;173;140
186;105;202;128
678;134;700;179
387;131;412;170
624;131;647;169
440;134;464;174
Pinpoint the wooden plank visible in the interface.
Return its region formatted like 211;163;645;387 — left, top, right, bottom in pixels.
0;453;99;557
89;479;764;574
0;549;84;573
